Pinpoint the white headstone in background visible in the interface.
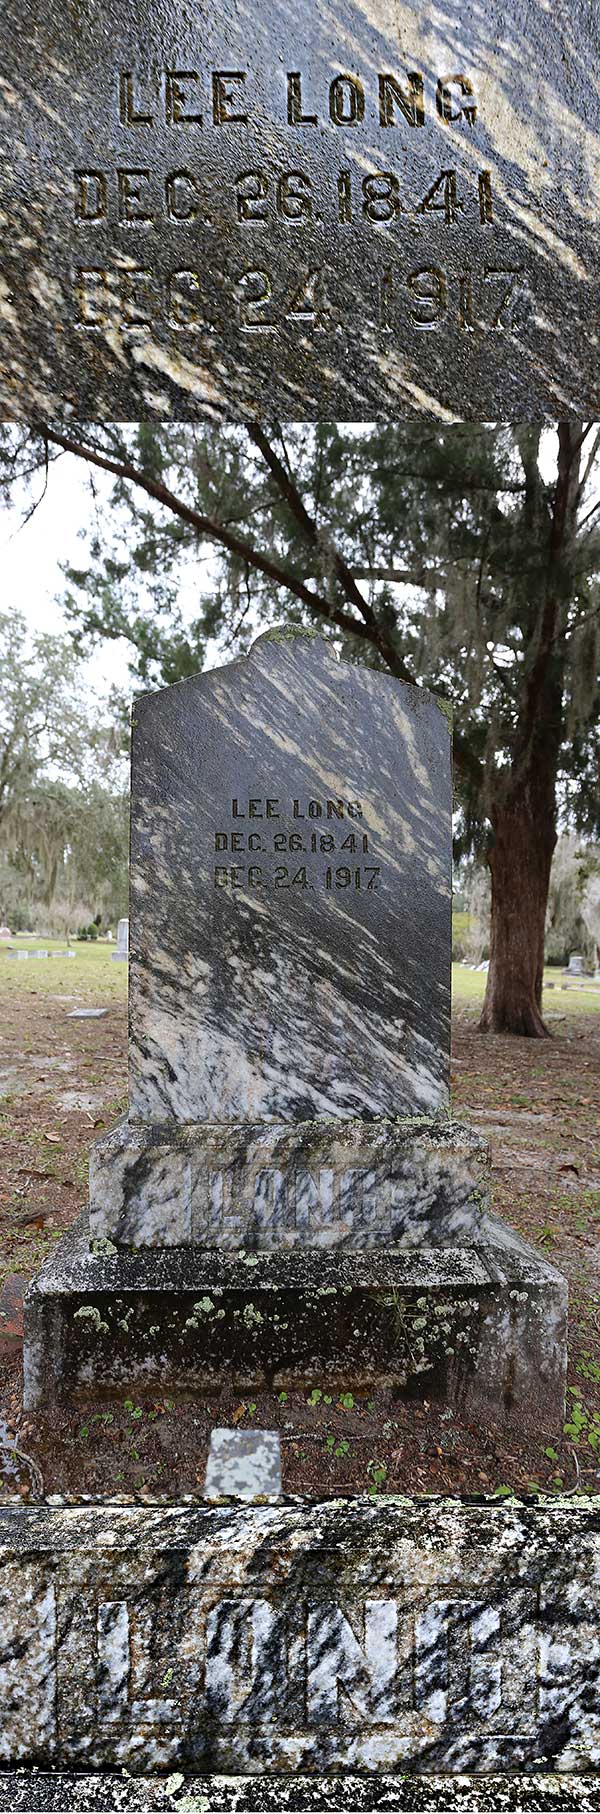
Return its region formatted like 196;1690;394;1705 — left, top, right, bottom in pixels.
581;876;600;979
112;918;129;962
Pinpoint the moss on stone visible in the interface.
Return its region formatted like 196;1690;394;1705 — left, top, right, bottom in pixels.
253;624;321;648
433;695;454;731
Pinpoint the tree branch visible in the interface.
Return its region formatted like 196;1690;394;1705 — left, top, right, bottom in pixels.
31;421;485;794
32;423;375;650
247;422;409;676
577;426;600;507
348;566;441;588
577;496;600;536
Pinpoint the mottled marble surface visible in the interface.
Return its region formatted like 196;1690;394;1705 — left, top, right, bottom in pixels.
89;1115;488;1249
23;1214;566;1434
3;0;600;419
1;1501;600;1772
204;1428;282;1500
129;633;451;1124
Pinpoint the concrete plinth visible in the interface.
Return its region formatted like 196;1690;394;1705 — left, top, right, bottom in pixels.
23;1215;566;1436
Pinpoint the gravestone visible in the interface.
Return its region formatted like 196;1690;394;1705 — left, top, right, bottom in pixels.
566;953;585;976
2;0;600;420
1;1500;599;1775
111;917;129;961
23;631;567;1434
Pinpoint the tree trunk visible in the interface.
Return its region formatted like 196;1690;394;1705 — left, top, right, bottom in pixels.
479;796;557;1036
479;422;583;1036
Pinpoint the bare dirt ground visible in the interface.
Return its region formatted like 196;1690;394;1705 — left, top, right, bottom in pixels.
1;958;599;1503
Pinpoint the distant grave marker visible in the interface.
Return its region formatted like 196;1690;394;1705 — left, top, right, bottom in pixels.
66;1008;109;1020
111;918;129;962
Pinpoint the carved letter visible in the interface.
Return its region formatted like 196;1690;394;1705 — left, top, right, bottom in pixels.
287;72;317;124
212;72;248;125
378;72;425;128
307;1602;397;1722
329;75;365;126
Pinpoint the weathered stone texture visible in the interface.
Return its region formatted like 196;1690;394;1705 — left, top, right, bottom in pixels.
204;1428;282;1500
2;0;600;417
1;1501;600;1772
88;1116;487;1249
3;1772;600;1810
22;1212;567;1435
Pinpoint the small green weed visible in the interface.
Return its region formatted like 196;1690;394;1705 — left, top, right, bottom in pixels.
325;1434;350;1458
367;1461;387;1494
564;1385;600;1451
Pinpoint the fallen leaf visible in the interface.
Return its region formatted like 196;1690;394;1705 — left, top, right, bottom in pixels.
231;1403;247;1425
43;1134;61;1145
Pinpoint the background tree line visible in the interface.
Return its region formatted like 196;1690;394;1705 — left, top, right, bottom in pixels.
1;419;599;1031
455;837;600;970
0;612;128;933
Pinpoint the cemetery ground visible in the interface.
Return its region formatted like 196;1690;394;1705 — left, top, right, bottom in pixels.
1;941;600;1504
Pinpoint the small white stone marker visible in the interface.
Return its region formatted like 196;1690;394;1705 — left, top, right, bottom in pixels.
66;1008;108;1019
204;1428;281;1501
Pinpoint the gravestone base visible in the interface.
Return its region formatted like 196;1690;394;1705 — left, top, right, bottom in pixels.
1;1501;600;1774
23;1216;566;1436
88;1114;490;1250
3;1774;600;1812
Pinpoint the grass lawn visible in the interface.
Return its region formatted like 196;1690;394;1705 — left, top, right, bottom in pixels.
1;936;128;1003
453;962;600;1015
4;938;600;1015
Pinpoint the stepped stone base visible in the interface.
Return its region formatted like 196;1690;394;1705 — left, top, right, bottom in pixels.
0;1501;599;1773
23;1215;567;1435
